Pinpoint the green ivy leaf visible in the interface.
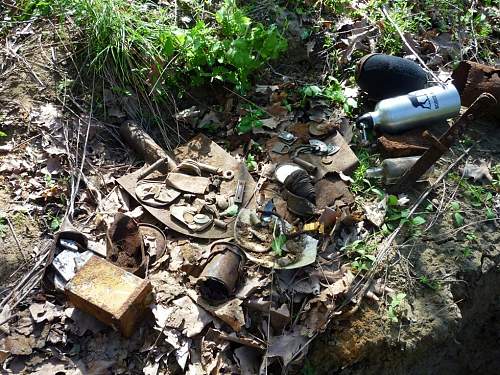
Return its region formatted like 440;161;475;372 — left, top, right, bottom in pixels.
50;217;61;232
453;212;464;226
411;216;426;226
301;85;322;97
450;201;460;211
485;207;495;219
387;195;399;206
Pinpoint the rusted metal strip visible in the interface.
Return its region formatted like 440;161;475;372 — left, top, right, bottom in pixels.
390;93;497;193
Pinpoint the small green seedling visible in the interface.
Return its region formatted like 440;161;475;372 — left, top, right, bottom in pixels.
245;154;257;172
462;247;472;258
236;106;264;135
387;292;406;323
418;275;440;291
271;220;286;257
345;240;377;272
450;201;464;227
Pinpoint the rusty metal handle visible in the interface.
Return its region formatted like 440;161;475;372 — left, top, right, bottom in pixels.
390;93;497;193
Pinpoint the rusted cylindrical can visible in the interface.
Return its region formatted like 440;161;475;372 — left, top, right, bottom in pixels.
197;243;244;305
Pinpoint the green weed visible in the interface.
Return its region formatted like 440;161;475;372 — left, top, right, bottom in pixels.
236;105;264;134
450;172;494;213
350;150;379;195
365;0;430;55
418;275;440;291
20;0;287;140
245;153;258;172
450;201;464;227
299;79;357;116
344;239;377;272
272;220;286;257
382;194;426;235
387;292;406;323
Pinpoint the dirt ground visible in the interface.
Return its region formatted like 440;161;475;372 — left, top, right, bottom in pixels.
1;11;499;375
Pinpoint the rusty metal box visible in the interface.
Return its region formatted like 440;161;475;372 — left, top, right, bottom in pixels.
65;255;153;337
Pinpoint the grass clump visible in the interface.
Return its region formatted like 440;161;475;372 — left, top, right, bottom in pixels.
18;0;287;140
22;0;287;92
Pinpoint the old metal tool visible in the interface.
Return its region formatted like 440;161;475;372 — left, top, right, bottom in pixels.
390;93;497;193
137;156;172;180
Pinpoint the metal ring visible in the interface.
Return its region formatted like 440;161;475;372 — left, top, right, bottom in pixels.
223;170;234;180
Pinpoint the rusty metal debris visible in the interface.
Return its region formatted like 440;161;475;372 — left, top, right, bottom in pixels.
197;243;245;305
118;135;256;239
65;255;153;337
390;93;497;193
106;213;148;276
452;61;500;118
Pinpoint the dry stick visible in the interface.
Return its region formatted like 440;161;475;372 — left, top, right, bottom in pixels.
0;249;51;309
292;147;474;361
380;6;443;85
339;146;473;318
6;217;27;261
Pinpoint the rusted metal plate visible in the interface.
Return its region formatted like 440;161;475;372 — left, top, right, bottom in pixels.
65;255;153;337
118;134;256;239
267;131;359;180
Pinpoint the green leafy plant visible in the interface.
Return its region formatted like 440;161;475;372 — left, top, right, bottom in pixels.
418;275;440;291
299;79;357;116
351;150;377;194
387;292;406;322
462;247;472;258
236;105;264;134
344;239;377;272
382;194;426;235
450;201;464;227
271;234;286;257
245;153;258;172
0;130;7;138
20;0;287;139
366;0;430;54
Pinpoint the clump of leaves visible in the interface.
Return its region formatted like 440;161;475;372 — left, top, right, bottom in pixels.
366;0;430;55
299;79;357;116
387;292;406;323
271;220;287;257
20;0;287;142
350;150;378;194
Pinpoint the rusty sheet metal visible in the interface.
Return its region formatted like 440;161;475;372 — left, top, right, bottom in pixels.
390;93;497;193
118;134;256;239
267;131;359;180
65;255;153;337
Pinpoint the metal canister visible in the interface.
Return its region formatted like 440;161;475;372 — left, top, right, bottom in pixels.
197;243;244;305
357;84;461;136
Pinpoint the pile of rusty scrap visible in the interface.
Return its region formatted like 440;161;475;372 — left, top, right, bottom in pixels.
3;56;497;374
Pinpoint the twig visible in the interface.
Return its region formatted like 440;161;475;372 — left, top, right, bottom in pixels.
381;6;443;85
338;146;473;317
6;217;27;261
